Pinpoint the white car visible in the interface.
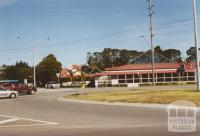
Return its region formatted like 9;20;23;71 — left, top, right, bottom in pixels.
45;81;60;89
0;88;19;99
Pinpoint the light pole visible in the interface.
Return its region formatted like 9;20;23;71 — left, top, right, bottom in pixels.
192;0;200;91
147;0;155;85
33;46;36;87
32;37;51;87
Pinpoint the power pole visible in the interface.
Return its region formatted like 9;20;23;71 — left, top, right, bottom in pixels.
147;0;155;85
192;0;200;91
33;46;36;87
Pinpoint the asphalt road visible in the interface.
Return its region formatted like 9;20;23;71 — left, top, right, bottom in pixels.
0;87;199;136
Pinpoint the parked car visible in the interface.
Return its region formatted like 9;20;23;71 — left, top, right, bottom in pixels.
45;81;60;89
1;83;37;95
0;88;19;99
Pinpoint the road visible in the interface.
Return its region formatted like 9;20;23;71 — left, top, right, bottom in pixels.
0;88;199;136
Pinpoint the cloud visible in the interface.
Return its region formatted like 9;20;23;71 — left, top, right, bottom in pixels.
0;0;16;6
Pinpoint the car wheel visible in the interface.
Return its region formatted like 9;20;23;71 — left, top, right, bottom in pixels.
30;90;36;95
10;93;16;99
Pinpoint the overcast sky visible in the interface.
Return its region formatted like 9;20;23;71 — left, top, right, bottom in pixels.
0;0;199;67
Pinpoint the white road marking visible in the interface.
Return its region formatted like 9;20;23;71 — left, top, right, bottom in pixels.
0;114;58;128
0;118;19;125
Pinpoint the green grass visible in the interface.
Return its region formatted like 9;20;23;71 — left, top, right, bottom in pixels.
65;89;200;106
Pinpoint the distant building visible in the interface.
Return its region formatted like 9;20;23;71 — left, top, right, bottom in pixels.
60;65;94;87
95;63;196;86
60;63;197;87
60;65;82;79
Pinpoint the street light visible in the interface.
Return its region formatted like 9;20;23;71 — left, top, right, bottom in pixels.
140;35;150;48
33;37;52;87
33;46;36;87
192;0;200;91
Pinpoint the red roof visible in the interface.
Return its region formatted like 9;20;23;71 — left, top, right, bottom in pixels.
96;70;177;76
105;63;180;71
96;63;197;76
60;65;95;79
60;63;197;77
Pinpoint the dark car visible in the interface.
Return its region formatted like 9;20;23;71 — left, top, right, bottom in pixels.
1;82;37;95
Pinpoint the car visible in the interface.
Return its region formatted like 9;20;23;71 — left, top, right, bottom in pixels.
14;84;37;95
0;88;19;99
45;81;60;89
1;82;37;95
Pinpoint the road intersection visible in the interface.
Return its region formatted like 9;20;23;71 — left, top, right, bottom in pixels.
0;87;199;136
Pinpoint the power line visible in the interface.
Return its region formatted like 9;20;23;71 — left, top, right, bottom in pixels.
0;27;144;52
0;17;197;52
34;28;144;48
0;46;33;52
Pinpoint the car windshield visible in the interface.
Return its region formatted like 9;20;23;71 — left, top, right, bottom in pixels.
49;81;56;84
0;88;6;91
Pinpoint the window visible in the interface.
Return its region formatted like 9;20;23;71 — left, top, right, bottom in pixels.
127;80;133;83
126;75;133;79
118;75;125;79
142;74;148;78
119;80;125;83
0;88;6;91
111;75;117;79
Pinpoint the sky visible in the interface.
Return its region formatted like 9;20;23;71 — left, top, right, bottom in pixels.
0;0;199;67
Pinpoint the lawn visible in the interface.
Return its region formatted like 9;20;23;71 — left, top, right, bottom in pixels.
65;89;200;106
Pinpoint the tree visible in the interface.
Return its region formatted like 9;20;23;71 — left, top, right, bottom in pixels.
87;52;103;72
119;49;142;65
102;48;113;69
1;61;32;83
154;45;163;55
15;61;33;83
186;47;196;62
81;65;92;74
87;48;143;70
163;49;182;63
177;64;185;81
36;54;62;86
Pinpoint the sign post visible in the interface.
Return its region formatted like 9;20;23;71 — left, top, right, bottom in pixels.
56;73;60;84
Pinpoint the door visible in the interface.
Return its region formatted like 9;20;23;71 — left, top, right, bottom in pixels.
15;84;29;94
0;90;9;98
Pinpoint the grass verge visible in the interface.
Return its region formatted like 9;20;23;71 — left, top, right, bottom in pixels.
65;89;200;106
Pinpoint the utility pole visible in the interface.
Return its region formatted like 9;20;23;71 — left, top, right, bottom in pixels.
192;0;200;91
33;46;36;87
147;0;155;85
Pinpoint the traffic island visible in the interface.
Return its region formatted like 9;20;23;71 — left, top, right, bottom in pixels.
64;89;200;106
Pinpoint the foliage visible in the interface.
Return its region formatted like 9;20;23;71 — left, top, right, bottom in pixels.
87;48;143;70
36;54;62;86
163;49;182;63
186;47;196;62
1;61;32;83
154;46;183;63
87;47;183;71
81;65;93;74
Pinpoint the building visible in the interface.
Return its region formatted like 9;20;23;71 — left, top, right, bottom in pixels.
60;65;94;87
95;63;196;86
